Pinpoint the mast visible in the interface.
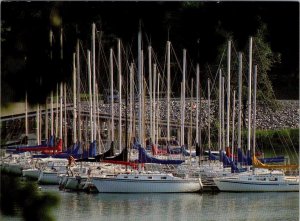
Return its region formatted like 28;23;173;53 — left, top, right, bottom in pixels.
153;63;157;145
92;23;97;143
180;82;183;145
167;41;171;142
237;53;242;161
96;83;101;152
222;76;225;155
247;37;253;168
118;39;122;153
226;40;231;149
196;64;199;146
72;53;77;143
190;78;194;157
252;65;258;170
181;49;186;146
141;52;145;148
137;24;142;144
76;40;82;143
110;48;114;143
129;63;134;144
148;46;153;143
231;90;236;161
208;78;211;155
218;70;222;158
88;50;93;141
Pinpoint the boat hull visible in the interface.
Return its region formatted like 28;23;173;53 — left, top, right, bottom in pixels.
65;176;88;190
22;169;40;180
92;177;201;193
214;179;299;192
38;171;60;185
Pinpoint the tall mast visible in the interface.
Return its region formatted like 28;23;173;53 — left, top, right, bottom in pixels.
76;40;81;143
231;90;236;161
226;40;231;149
208;78;211;154
129;63;134;144
118;39;122;153
153;63;157;144
237;53;243;159
190;78;194;156
181;49;186;146
196;64;199;146
72;53;77;143
222;76;225;154
252;65;258;165
180;82;183;145
167;41;171;142
88;50;93;141
148;46;153;142
218;70;222;156
247;37;253;167
92;23;97;143
110;48;114;143
137;24;142;144
141;52;145;147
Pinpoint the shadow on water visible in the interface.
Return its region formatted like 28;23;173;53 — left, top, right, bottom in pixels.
0;174;60;221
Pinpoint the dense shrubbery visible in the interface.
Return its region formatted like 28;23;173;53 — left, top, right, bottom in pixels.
0;174;60;221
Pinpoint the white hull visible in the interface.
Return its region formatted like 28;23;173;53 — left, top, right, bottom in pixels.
65;176;88;190
92;174;202;193
214;173;299;192
38;171;60;184
22;168;40;180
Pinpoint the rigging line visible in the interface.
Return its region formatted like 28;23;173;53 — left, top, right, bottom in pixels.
151;47;165;79
170;43;183;74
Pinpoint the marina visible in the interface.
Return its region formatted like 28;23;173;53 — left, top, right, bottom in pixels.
1;1;299;221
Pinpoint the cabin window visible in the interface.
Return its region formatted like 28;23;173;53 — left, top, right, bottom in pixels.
134;176;139;179
124;176;128;178
161;177;167;180
248;178;252;180
148;176;152;179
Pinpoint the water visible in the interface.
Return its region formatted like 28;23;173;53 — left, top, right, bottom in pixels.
2;184;298;221
46;186;298;221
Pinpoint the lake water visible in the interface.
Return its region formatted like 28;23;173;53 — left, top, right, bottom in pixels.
2;184;299;221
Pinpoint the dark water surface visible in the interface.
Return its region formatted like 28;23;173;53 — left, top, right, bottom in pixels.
50;186;298;221
2;184;299;221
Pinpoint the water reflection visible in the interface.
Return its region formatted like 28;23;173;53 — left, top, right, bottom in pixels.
43;186;298;221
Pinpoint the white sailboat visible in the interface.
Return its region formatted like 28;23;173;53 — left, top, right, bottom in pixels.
92;172;202;193
214;38;299;191
91;26;203;193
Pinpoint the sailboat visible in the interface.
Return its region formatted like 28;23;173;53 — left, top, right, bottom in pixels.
91;26;203;193
214;41;299;191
